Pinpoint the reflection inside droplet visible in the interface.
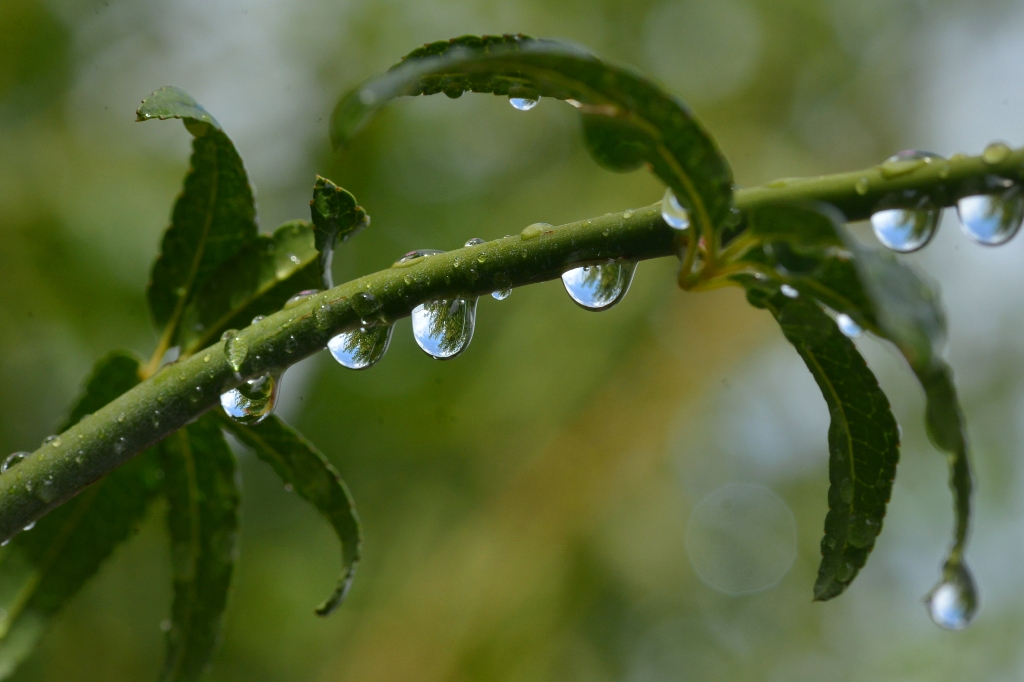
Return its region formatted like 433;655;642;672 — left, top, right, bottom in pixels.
685;483;797;595
411;298;478;360
836;313;863;338
509;95;539;111
661;188;690;230
957;188;1024;246
926;560;979;630
220;373;280;425
561;262;637;311
328;325;394;370
870;204;939;253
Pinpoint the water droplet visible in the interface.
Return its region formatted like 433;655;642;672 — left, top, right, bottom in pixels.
222;331;248;373
561;262;637;311
351;291;382;318
854;177;870;196
203;353;211;363
314;304;332;331
117;412;125;423
220;373;280;425
982;142;1011;165
780;284;799;299
520;223;549;241
491;288;511;301
411;298;478;360
23;522;34;532
43;435;60;447
870;199;940;253
926;561;979;630
328;325;394;370
878;150;942;178
661;188;690;230
685;483;797;596
160;619;172;632
509;95;539;111
251;315;265;325
464;237;486;247
391;249;444;268
957;187;1024;246
1;453;28;473
284;289;320;309
283;483;294;492
836;314;863;338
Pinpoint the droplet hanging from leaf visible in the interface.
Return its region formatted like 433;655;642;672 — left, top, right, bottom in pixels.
412;298;478;359
561;262;636;311
926;560;979;630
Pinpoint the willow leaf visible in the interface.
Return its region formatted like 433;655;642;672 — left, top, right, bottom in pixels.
331;35;733;236
217;414;361;616
160;415;239;682
310;176;369;289
0;352;162;679
138;86;258;348
748;290;900;600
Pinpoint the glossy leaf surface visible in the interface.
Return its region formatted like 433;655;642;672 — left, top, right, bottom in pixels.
218;414;361;616
310;176;369;289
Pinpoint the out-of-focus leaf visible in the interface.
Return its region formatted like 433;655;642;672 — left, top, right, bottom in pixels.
138;86;258;348
217;414;361;616
744;203;973;573
747;290;899;600
160;415;239;682
310;176;369;289
179;220;321;355
330;35;733;236
0;351;162;679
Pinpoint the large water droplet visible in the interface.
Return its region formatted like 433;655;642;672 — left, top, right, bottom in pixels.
685;483;797;596
411;298;478;360
870;201;939;253
957;187;1024;246
491;288;511;301
561;262;637;311
836;314;863;338
982;142;1011;165
1;452;28;473
220;373;280;425
780;284;799;299
221;330;248;372
328;325;394;370
926;561;979;630
509;95;539;111
661;188;690;230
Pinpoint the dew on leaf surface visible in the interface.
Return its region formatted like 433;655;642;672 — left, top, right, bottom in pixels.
561;262;637;311
412;298;477;360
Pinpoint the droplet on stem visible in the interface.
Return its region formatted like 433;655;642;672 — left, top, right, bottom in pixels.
957;186;1024;246
561;262;637;311
870;200;940;253
780;284;799;299
220;373;280;425
661;188;690;230
284;289;320;309
926;560;979;630
412;298;478;360
328;325;394;370
491;288;511;301
508;95;539;111
836;314;863;338
1;452;28;474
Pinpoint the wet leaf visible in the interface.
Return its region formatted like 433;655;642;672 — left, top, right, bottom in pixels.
217;414;361;616
160;415;239;682
749;291;900;601
310;176;369;289
138;86;258;348
0;352;162;679
330;35;733;237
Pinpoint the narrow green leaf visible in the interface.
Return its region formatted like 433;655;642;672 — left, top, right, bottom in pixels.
748;290;900;600
0;352;162;679
178;220;322;355
746;203;973;575
310;176;370;289
217;414;361;616
160;415;239;682
138;86;258;349
330;35;733;236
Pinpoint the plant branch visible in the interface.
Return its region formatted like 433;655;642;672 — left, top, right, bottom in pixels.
2;145;1021;541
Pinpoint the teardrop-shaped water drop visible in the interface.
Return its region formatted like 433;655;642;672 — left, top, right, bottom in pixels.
411;298;478;360
926;561;979;630
509;95;539;111
221;330;248;372
328;325;394;370
870;202;940;253
1;452;28;473
957;187;1024;246
491;288;511;301
836;313;863;338
661;188;690;230
561;262;637;311
220;373;280;425
780;284;799;299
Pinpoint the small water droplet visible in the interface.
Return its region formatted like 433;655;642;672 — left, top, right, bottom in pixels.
870;200;940;253
220;373;280;425
284;335;299;353
661;188;690;230
392;249;444;267
878;150;942;178
464;237;486;247
509;95;539;111
283;483;294;493
203;353;211;363
117;412;125;423
351;291;382;317
836;314;863;338
957;187;1024;246
285;289;320;309
780;284;799;298
43;435;59;446
160;619;172;632
982;142;1011;165
491;288;511;301
1;453;28;473
854;177;870;195
23;522;35;532
328;325;394;370
561;262;637;311
222;330;248;373
412;298;478;360
926;561;978;630
520;223;549;241
251;315;265;325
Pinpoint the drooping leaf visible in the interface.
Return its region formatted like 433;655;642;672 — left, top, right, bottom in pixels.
178;220;322;355
160;415;239;682
217;414;361;616
138;86;258;349
747;289;900;600
0;351;163;679
310;176;369;289
330;35;733;237
743;202;973;576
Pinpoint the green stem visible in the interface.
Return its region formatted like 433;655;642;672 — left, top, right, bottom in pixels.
1;146;1020;541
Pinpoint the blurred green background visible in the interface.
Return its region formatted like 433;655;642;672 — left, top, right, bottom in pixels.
3;0;1024;679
